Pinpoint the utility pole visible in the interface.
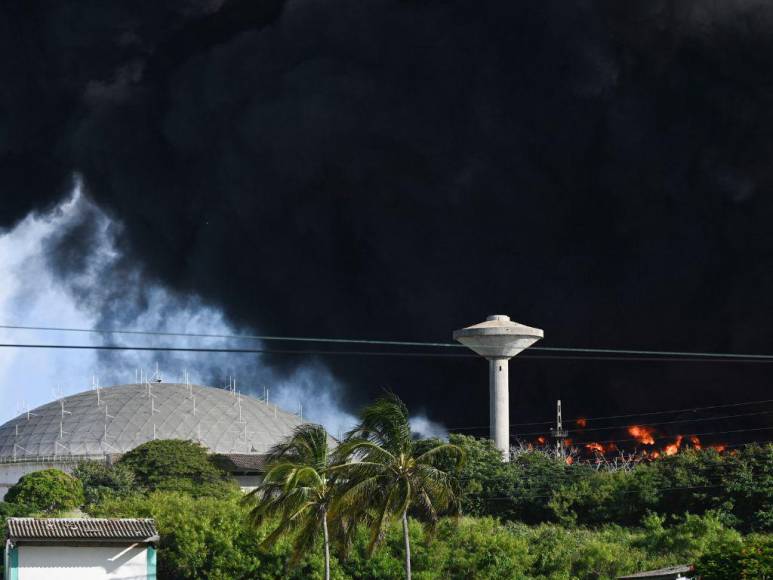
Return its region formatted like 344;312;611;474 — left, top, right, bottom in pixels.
549;400;568;458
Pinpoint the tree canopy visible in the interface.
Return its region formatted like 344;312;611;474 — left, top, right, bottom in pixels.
73;460;135;505
5;469;83;514
117;439;233;496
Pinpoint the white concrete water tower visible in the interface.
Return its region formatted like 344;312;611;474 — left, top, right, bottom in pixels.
453;315;543;460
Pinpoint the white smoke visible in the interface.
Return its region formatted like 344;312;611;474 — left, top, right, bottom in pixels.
0;187;359;435
410;414;449;440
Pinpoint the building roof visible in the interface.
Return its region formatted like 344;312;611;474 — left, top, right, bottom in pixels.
6;518;159;543
214;453;268;472
618;564;694;579
0;383;305;459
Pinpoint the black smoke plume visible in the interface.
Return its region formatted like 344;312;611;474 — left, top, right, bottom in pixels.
2;1;773;438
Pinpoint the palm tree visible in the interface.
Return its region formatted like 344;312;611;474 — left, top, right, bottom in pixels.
245;423;336;580
333;394;464;580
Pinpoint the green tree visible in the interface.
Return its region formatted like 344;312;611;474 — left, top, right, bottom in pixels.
90;489;342;579
697;532;772;580
73;460;135;505
334;394;464;580
5;469;83;514
438;517;533;579
246;424;337;580
117;439;233;496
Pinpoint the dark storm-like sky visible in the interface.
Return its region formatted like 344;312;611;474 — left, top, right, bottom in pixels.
1;1;772;440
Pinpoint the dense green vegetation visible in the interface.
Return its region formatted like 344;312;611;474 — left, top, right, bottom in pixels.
448;434;773;532
4;468;83;514
117;439;235;497
0;400;770;579
84;490;769;579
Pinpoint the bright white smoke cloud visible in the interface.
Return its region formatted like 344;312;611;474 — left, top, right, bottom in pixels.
0;188;360;436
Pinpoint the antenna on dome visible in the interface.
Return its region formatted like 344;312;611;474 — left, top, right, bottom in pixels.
60;400;71;423
54;434;70;458
100;403;119;454
240;422;254;443
92;375;102;407
12;445;28;460
147;379;160;416
101;425;120;454
236;391;246;424
13;425;30;460
192;395;197;417
297;402;303;421
17;400;37;421
263;386;269;405
52;386;64;400
153;362;162;383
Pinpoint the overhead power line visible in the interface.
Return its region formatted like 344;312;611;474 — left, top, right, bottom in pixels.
509;410;773;438
448;397;773;430
0;342;773;365
4;323;773;362
0;343;477;357
511;411;773;437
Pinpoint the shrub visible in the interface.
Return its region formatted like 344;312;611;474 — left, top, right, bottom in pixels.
73;460;135;505
117;439;234;496
5;469;83;514
697;532;773;579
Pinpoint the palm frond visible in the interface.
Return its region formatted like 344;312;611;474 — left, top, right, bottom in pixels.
416;442;465;470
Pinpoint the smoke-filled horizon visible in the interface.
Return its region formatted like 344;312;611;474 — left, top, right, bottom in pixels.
2;1;773;444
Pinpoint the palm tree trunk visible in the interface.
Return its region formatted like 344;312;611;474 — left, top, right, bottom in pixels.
402;511;412;580
322;510;331;580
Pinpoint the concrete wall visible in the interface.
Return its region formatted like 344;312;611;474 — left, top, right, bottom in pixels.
0;462;78;501
12;545;150;580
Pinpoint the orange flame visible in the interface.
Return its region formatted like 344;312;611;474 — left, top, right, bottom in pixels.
565;456;574;465
536;436;546;445
650;450;661;459
664;435;683;456
710;444;726;453
607;442;618;452
585;442;604;453
576;417;587;428
628;425;655;445
563;438;573;447
689;435;701;450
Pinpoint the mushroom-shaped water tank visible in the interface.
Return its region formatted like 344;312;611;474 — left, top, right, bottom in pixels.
453;315;543;359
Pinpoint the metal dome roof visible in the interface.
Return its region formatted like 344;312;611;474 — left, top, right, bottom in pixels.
0;383;305;459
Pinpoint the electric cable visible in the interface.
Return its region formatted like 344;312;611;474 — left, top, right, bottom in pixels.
448;397;773;430
4;323;773;362
509;410;773;438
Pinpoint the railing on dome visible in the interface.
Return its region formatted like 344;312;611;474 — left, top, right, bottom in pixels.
0;453;111;465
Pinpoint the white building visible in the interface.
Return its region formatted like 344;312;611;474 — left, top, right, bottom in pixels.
4;518;159;580
0;382;310;499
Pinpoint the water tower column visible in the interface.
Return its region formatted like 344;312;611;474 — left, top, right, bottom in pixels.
453;315;543;462
489;358;509;456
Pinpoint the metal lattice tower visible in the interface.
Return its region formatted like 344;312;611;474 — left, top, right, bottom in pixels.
549;400;569;457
